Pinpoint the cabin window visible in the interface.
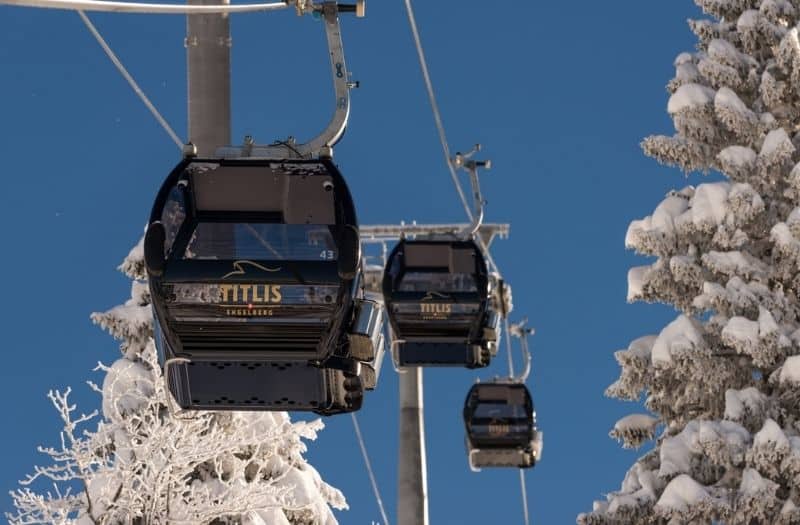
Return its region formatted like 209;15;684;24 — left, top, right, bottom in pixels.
184;223;337;261
472;403;528;421
161;186;186;256
398;272;477;293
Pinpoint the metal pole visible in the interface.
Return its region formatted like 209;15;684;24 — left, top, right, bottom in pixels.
398;367;429;525
187;0;231;154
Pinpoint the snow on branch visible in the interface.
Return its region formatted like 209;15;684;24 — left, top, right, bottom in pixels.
584;0;800;522
609;414;659;449
8;243;346;525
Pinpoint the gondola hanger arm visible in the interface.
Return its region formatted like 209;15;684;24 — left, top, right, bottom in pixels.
508;318;534;383
217;0;363;160
452;144;490;238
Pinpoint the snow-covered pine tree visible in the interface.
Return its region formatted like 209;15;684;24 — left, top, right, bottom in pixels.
578;1;800;524
7;238;347;525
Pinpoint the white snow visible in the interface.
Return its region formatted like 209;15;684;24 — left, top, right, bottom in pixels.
660;421;750;479
722;316;759;350
627;266;646;302
787;206;800;225
628;335;657;359
753;418;790;449
614;414;658;433
782;498;800;515
655;475;711;513
651;315;705;365
702;250;768;280
668;83;716;114
739;467;777;496
724;387;766;422
243;509;292;525
758;306;779;336
708;38;746;67
583;8;800;523
691;182;731;226
779;355;800;384
102;357;154;419
760;127;793;158
771;222;797;248
11;237;349;525
737;9;759;30
718;145;757;169
674;52;694;66
625;193;690;250
715;87;749;113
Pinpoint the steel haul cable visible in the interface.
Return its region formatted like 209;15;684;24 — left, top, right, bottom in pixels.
351;413;390;525
402;2;532;523
403;0;473;222
79;7;392;524
5;0;289;14
78;10;184;150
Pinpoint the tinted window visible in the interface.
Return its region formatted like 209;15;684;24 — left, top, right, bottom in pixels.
398;272;477;292
161;186;186;256
184;223;337;261
472;403;528;421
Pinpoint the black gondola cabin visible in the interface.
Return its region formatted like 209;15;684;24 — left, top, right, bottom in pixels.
382;239;500;368
144;158;384;415
463;382;542;469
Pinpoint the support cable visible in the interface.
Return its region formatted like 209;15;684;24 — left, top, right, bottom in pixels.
6;0;289;14
519;469;530;525
403;2;528;523
502;304;530;525
351;413;390;525
78;10;184;150
403;0;472;222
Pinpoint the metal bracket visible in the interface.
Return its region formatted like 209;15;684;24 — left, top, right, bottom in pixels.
359;222;508;245
508;318;534;383
162;357;198;420
217;0;361;159
452;144;491;237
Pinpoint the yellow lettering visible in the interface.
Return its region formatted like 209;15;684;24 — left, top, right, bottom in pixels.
420;303;452;318
219;284;234;303
218;283;284;306
488;423;510;437
253;285;265;303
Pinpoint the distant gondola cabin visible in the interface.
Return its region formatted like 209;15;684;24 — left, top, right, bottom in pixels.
382;239;500;368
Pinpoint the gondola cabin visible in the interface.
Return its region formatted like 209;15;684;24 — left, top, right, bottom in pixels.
144;158;384;415
463;382;542;469
382;239;499;368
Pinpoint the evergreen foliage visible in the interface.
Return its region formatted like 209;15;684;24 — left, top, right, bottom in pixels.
580;1;800;523
7;239;346;524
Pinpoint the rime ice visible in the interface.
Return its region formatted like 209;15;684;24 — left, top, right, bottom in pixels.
7;240;346;524
580;1;800;523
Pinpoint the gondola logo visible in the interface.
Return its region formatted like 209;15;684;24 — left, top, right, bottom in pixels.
221;260;282;280
217;283;283;316
218;284;282;303
488;421;511;437
421;291;451;301
420;301;452;319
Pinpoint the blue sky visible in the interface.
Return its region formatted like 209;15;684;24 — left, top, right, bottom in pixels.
0;1;704;523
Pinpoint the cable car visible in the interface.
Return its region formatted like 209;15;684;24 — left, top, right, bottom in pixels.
463;382;542;469
382;239;500;368
143;157;384;415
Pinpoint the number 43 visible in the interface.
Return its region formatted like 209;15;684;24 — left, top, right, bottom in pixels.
320;250;335;260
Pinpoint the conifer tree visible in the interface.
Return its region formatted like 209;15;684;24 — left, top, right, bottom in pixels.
8;239;346;524
580;1;800;523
